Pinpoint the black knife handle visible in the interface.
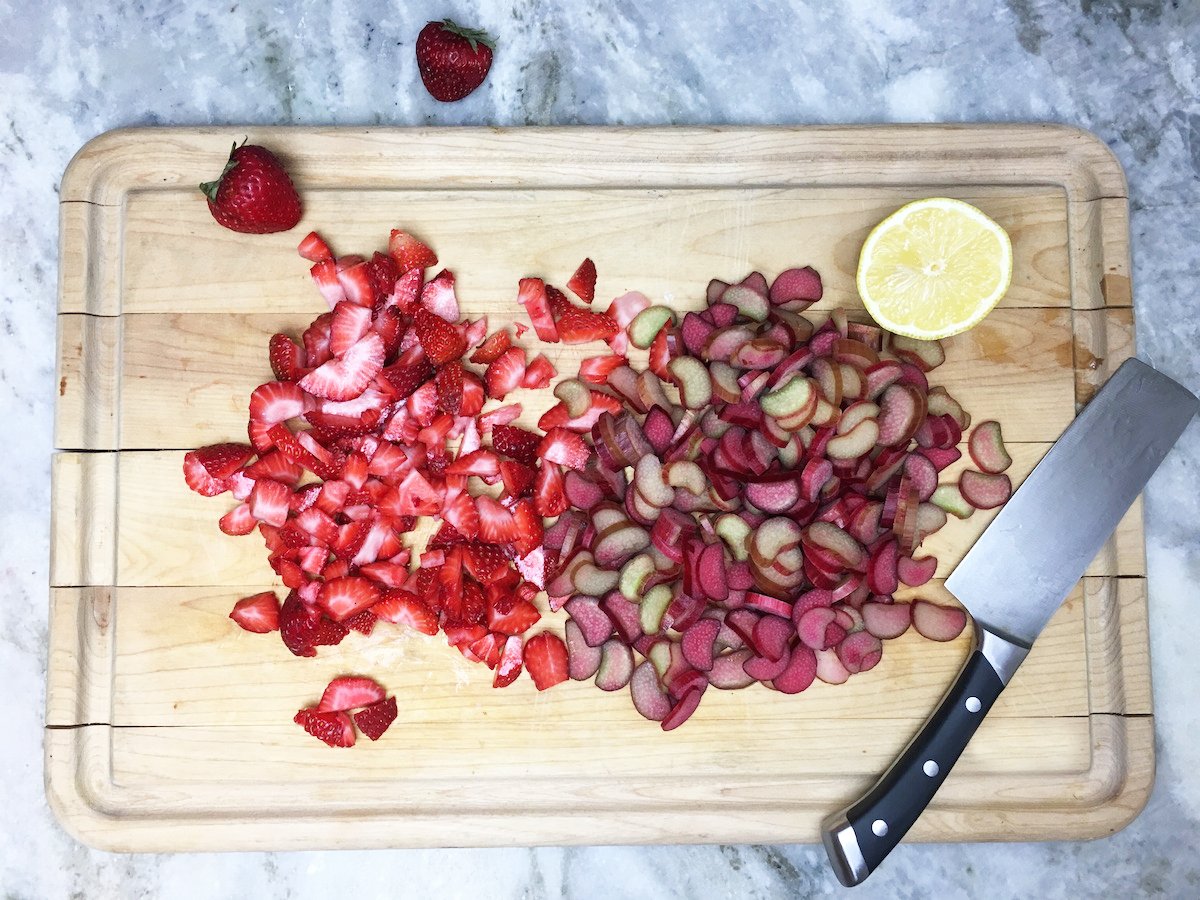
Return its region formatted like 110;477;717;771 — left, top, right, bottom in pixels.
821;626;1028;887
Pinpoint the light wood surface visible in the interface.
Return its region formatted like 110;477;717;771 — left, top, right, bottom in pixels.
48;125;1149;852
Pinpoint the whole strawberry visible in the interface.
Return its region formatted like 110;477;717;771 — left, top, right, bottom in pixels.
416;20;495;102
200;142;302;234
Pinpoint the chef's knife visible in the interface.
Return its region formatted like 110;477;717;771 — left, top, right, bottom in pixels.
822;358;1198;887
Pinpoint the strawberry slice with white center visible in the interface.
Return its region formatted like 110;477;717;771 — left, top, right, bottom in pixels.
538;427;591;470
373;590;439;635
518;277;559;342
442;491;481;538
310;259;346;308
319;575;382;622
421;269;460;322
250;381;313;425
537;391;623;432
577;354;628;385
475;495;517;543
182;443;253;496
485;347;528;400
243;450;303;484
492;635;524;688
299;331;385;401
515;545;547;590
487;596;541;636
337;261;376;308
445;449;501;478
464;316;488;347
521;354;557;389
316;675;387;712
353;696;398;740
294;707;356;747
229;591;281;633
249;478;290;526
329;301;373;356
524;632;569;690
534;461;568;517
219;503;256;535
298;231;333;262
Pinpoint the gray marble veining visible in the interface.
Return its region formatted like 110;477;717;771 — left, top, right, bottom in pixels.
2;1;1199;897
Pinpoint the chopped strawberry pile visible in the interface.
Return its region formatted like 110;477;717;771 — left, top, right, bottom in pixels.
188;230;628;742
294;675;398;746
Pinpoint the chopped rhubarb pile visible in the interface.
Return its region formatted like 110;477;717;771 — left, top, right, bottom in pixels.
547;267;1010;729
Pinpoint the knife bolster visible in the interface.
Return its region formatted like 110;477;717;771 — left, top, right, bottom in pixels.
974;624;1029;687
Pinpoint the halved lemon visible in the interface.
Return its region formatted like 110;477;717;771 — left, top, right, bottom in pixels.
857;197;1012;340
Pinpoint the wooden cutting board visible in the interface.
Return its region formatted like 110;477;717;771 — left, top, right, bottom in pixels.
47;125;1151;852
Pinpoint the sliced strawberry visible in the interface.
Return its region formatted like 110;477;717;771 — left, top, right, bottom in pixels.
510;497;543;557
538;427;590;470
297;544;329;576
577;354;628;384
521;354;557;389
310;259;346;308
316;675;387;712
299;332;386;402
366;251;399;298
515;545;547;590
294;506;340;545
414;307;467;365
249;381;312;425
567;257;597;303
390;268;424;315
243;450;303;484
442;491;481;539
269;334;307;382
488;596;541;636
518;277;559;342
337;261;376;308
373;590;439;635
537;391;621;432
435;360;464;415
388;229;438;273
229;591;280;633
249;478;290;526
303;312;334;366
463;541;511;584
534;461;568;517
492;635;524;688
319;575;382;622
294;707;356;747
555;304;619;344
280;592;347;657
514;321;529;338
485;347;527;400
421;269;460;322
464;316;488;349
183;443;253;495
452;379;479;421
499;459;537;497
445;449;501;478
491;424;541;465
469;330;512;364
393;467;443;516
459;580;487;624
340;451;369;489
304;409;381;440
545;285;571;318
648;325;672;379
353;696;398;740
344;608;377;635
524;632;569;690
379;358;434;401
476;495;517;543
298;231;333;262
219;502;257;535
443;621;488;648
329;301;374;356
465;631;505;668
265;422;322;471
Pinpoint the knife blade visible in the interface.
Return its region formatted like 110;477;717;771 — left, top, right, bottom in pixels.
822;358;1198;887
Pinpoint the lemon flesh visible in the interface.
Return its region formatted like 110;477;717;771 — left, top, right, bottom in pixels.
857;198;1012;340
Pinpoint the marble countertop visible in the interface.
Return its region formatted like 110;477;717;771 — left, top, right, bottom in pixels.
4;1;1199;897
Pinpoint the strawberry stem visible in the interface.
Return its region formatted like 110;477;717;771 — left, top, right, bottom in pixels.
440;19;495;52
199;140;245;201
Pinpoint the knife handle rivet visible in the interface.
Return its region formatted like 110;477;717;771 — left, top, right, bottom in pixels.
871;819;888;837
923;760;940;777
965;697;982;713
